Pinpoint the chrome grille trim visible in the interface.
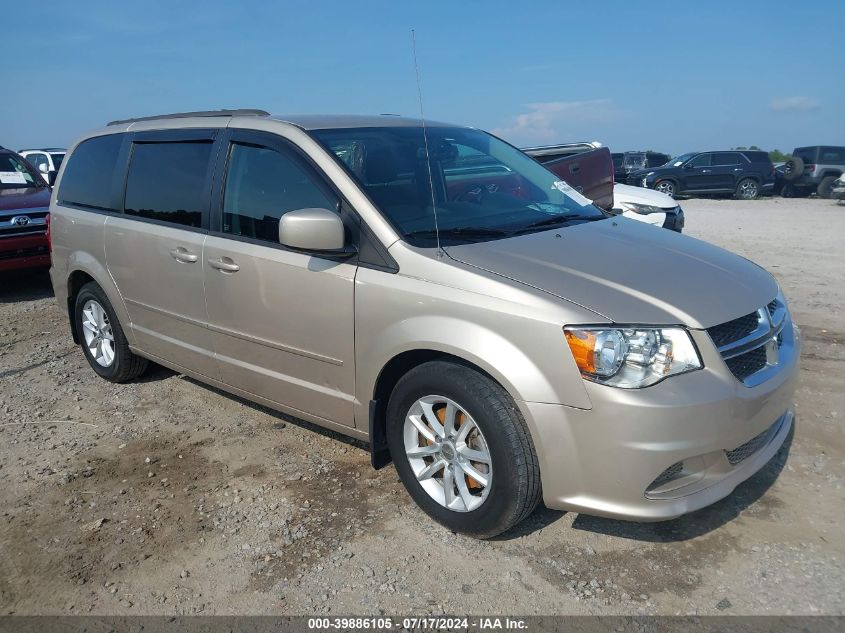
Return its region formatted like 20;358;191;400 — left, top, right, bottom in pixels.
709;296;790;387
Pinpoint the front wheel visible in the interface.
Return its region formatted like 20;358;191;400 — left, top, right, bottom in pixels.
735;178;760;200
654;180;676;198
386;361;541;539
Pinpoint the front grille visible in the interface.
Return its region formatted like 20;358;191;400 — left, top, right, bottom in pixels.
726;421;778;465
647;461;684;491
724;346;768;382
0;209;48;238
707;312;759;347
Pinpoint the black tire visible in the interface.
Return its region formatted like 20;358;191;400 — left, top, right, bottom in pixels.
817;176;838;199
74;282;148;382
386;361;541;539
654;179;677;198
735;178;760;200
783;156;804;182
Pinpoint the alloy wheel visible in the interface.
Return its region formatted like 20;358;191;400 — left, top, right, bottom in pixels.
81;299;115;367
655;181;675;197
403;395;492;512
739;180;758;199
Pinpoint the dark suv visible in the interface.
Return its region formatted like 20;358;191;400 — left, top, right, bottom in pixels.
612;151;670;184
781;146;845;198
628;150;775;200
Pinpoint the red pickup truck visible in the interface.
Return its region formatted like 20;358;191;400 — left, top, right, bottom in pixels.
0;147;51;272
521;142;614;211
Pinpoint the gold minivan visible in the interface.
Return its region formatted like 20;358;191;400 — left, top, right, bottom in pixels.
50;110;799;537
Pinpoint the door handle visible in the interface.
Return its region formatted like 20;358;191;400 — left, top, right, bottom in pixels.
170;247;198;263
701;169;712;173
208;257;240;273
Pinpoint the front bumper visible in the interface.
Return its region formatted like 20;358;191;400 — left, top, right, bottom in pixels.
519;323;800;521
832;185;845;200
662;207;684;232
0;234;51;272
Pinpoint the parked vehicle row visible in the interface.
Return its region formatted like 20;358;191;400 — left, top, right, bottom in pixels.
49;109;799;538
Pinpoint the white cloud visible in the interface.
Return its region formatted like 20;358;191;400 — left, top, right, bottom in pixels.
770;96;820;112
492;99;623;145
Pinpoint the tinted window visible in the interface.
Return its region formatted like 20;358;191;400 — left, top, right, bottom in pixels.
124;142;212;228
820;147;845;164
222;142;337;242
688;153;711;168
611;154;624;169
793;148;817;163
647;153;670;167
58;134;123;209
741;151;770;164
711;152;740;166
50;153;65;170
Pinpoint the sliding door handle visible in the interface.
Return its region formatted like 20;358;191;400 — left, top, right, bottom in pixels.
208;257;240;273
170;247;198;263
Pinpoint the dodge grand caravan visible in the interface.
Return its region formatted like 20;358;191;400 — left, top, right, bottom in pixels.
50;110;799;538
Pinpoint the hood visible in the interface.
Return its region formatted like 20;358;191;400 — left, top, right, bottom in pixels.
0;186;51;212
444;217;777;329
613;183;676;209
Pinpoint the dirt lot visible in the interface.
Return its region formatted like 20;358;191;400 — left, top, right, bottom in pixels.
1;197;843;616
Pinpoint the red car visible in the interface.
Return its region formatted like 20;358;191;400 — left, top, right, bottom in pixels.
0;146;51;272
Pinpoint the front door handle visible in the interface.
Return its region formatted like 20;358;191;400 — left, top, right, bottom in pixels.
170;247;198;263
701;169;712;173
208;257;240;273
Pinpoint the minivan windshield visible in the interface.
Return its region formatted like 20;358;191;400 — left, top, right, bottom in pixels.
311;126;605;246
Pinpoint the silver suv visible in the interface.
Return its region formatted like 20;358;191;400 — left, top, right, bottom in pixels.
49;110;800;538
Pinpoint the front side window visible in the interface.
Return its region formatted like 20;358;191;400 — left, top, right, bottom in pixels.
50;153;65;170
0;153;44;189
27;152;49;171
820;147;845;164
688;153;711;168
124;141;212;228
59;134;123;209
312;126;605;246
222;142;338;243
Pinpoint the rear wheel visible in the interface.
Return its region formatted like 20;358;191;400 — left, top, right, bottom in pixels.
735;178;760;200
817;176;838;199
654;180;677;198
74;282;148;382
386;361;541;539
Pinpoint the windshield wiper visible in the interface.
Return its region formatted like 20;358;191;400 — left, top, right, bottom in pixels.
405;227;512;240
516;213;604;233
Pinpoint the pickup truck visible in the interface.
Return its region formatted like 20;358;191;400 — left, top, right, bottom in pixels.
521;142;614;210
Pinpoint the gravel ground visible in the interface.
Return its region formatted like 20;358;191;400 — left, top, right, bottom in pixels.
0;197;843;616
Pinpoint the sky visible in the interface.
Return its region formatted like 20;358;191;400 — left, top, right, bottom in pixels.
3;0;843;155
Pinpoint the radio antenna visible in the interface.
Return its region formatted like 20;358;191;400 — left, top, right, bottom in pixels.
411;29;442;256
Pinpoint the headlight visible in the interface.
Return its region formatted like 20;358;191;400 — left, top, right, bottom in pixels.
617;202;665;215
564;326;702;388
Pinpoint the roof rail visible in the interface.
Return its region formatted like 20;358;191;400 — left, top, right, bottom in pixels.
107;109;270;126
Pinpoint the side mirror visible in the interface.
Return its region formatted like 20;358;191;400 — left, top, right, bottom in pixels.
279;208;347;253
682;163;694;169
38;163;49;174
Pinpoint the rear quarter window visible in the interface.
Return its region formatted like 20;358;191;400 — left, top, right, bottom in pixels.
58;134;124;210
820;147;845;164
